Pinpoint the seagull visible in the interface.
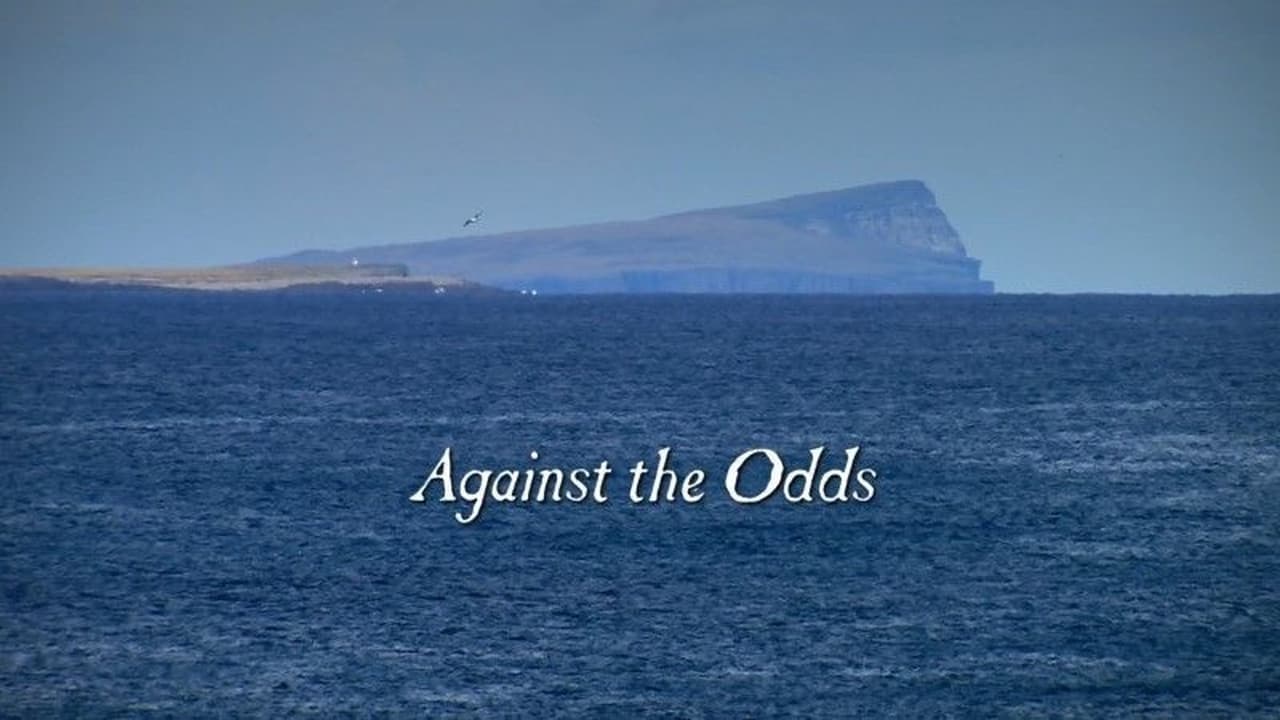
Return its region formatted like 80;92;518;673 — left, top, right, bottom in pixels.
463;210;483;228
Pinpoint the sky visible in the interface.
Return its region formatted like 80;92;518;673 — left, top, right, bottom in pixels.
1;0;1277;293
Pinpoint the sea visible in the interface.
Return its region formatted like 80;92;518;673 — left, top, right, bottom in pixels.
1;290;1277;717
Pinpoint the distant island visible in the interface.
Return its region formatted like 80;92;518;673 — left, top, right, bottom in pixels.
264;180;994;294
3;180;993;295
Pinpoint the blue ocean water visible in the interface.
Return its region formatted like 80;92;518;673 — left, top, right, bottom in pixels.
1;291;1277;717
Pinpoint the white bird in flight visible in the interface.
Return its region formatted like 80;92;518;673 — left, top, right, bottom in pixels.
463;210;483;228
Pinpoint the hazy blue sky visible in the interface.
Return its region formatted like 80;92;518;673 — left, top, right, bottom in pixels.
2;0;1277;292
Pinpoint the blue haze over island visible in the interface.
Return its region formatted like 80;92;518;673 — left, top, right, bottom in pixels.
266;180;993;294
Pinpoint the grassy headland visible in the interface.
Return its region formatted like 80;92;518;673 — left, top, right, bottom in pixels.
0;263;500;293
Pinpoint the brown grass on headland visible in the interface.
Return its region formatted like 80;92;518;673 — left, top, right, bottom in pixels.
0;264;471;291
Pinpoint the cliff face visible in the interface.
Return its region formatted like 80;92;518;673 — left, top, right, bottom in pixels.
267;180;993;294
